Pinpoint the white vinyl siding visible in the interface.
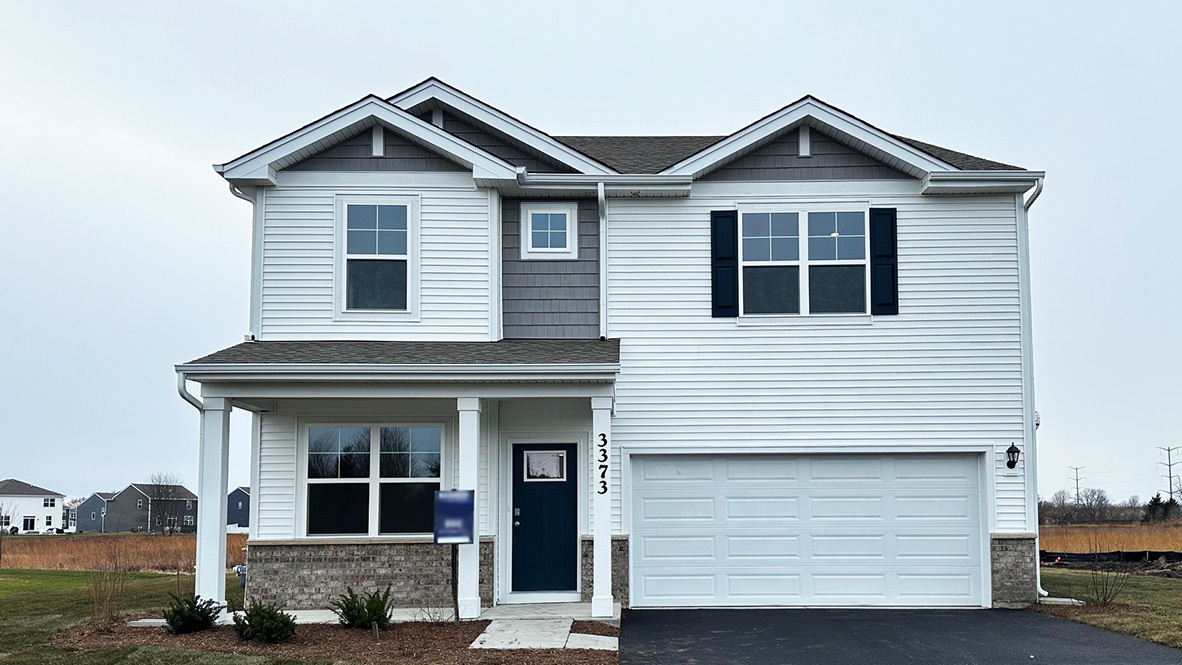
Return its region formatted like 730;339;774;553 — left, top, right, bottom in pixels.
256;414;298;538
257;173;492;340
607;184;1029;533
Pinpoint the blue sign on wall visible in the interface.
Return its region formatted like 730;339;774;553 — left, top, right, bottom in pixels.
434;490;475;545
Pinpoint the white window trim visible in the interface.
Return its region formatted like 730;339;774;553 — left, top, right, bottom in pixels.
519;202;579;260
333;194;422;322
737;202;871;318
297;421;452;538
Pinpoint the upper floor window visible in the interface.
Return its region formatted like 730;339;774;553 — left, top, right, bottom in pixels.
739;208;868;316
520;202;578;260
43;498;55;507
334;195;419;321
346;204;408;310
136;499;143;509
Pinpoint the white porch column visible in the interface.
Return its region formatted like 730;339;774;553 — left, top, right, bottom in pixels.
195;397;231;611
456;397;482;619
591;396;614;618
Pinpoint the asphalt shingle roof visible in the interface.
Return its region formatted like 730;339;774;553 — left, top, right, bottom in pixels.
128;483;198;501
553;133;1021;174
0;478;64;497
185;339;621;366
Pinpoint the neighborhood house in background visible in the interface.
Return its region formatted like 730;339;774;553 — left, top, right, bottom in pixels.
227;487;250;532
176;79;1044;618
0;478;65;533
75;483;198;534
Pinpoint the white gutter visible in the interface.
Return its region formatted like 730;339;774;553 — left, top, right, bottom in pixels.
1023;176;1044;211
514;171;693;196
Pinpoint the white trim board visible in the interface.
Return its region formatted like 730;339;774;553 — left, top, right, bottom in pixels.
215;95;517;186
389;78;616;176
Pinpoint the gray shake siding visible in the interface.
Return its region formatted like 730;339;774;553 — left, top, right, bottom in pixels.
286;127;466;172
501;199;600;339
701;127;911;181
441;111;574;173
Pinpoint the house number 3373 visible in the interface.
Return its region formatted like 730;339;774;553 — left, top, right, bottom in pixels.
596;433;609;495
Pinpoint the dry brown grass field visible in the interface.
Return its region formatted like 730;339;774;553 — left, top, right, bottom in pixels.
1040;523;1182;552
0;532;247;571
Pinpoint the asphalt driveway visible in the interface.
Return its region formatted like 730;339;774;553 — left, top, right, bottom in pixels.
619;608;1182;665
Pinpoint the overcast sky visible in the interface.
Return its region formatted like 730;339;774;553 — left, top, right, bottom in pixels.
1;1;1179;505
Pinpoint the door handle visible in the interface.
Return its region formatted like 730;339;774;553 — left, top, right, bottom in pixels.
513;521;521;527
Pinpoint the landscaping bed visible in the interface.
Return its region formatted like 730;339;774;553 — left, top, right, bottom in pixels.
54;621;618;664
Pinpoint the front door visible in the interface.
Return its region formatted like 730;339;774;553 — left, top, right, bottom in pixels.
511;443;578;592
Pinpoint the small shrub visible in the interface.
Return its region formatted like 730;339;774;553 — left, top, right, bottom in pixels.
330;586;394;630
88;541;128;626
233;603;297;643
163;594;224;635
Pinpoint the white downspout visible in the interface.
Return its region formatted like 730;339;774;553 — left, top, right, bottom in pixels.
1022;177;1049;597
178;372;202;410
597;182;608;338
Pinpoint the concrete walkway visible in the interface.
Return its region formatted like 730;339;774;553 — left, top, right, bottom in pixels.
469;618;618;651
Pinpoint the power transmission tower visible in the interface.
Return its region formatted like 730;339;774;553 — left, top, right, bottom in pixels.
1160;447;1181;501
1068;466;1085;504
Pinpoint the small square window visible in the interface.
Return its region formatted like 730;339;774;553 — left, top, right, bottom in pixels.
520;202;579;260
524;451;567;481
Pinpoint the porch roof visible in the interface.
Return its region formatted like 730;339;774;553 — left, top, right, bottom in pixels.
182;339;620;367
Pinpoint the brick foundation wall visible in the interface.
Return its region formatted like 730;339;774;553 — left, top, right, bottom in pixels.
991;533;1037;606
245;539;494;610
579;535;629;607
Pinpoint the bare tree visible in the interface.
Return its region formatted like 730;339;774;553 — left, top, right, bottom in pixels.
0;500;15;567
145;472;184;535
1078;488;1111;523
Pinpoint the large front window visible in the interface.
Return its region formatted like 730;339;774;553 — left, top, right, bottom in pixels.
740;208;869;315
305;425;444;536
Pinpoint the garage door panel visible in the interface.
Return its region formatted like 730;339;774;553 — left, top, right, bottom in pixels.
725;496;798;519
632;453;984;607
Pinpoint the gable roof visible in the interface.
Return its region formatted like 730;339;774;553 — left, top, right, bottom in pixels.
87;491;116;502
389;78;617;175
0;478;64;497
232;486;250;495
119;483;198;501
216;95;518;186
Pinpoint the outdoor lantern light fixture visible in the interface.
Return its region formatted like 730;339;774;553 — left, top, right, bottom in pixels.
1005;443;1021;469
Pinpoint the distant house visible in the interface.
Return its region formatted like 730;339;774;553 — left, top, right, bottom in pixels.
104;483;198;534
75;492;116;533
227;487;250;528
62;497;84;533
0;478;65;533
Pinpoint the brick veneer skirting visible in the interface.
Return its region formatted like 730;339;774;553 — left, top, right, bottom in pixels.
991;533;1037;606
579;535;629;607
244;539;494;610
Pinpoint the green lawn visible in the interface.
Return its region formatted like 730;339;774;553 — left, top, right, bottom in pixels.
0;569;265;665
1039;568;1182;649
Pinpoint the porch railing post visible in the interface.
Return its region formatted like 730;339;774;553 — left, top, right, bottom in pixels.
195;396;232;615
591;396;614;618
456;397;482;619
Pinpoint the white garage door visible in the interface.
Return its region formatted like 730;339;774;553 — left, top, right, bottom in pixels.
630;453;984;607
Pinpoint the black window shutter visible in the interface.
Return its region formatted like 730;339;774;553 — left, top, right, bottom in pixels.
869;207;899;315
710;210;739;317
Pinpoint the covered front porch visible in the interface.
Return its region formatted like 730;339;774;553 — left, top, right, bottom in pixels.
176;339;621;619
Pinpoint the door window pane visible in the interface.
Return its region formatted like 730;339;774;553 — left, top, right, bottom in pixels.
809;265;866;313
743;266;800;314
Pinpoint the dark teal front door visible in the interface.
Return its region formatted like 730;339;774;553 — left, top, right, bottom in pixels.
511;443;578;592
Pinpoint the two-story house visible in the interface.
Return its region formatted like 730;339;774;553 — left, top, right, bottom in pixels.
178;79;1044;618
0;479;65;533
75;491;116;533
103;483;199;534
